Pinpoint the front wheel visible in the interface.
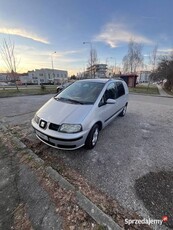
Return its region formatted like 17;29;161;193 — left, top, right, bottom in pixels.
119;105;127;117
85;124;99;149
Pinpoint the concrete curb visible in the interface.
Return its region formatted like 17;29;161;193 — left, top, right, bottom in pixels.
45;166;75;191
76;191;122;230
0;93;55;99
129;92;173;98
0;121;122;230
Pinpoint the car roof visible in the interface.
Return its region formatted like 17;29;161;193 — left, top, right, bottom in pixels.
77;78;124;84
77;78;109;83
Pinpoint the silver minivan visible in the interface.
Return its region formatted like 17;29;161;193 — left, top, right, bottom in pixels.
32;78;129;150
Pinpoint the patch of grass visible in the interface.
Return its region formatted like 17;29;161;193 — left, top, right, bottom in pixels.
0;86;57;98
129;84;159;95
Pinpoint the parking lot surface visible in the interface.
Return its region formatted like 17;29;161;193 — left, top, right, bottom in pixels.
1;94;173;229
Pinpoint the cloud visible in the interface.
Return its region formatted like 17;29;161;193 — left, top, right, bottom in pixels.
158;48;173;53
157;48;173;56
159;34;169;42
0;27;49;44
15;45;83;59
0;40;85;74
94;23;153;48
0;44;84;73
63;50;83;55
53;49;83;58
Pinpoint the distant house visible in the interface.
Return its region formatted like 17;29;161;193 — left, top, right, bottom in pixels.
120;74;138;87
28;68;68;85
0;72;20;83
0;73;8;82
139;71;151;83
19;74;32;84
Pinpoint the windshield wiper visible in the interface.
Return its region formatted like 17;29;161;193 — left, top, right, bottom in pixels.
66;99;84;104
56;97;67;100
55;97;83;104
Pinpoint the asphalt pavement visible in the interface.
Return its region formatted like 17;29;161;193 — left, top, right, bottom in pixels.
0;93;173;229
0;138;62;230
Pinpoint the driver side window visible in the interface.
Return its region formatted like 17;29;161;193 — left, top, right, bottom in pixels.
105;83;117;100
99;83;116;107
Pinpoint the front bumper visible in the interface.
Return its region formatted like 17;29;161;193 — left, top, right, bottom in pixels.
32;119;89;150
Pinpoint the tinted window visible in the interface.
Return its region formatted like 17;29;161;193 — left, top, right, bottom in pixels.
116;82;125;98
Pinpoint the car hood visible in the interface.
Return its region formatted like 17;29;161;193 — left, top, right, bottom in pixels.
36;97;93;124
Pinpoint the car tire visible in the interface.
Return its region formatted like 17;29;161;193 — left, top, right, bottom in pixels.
85;124;99;149
119;104;127;117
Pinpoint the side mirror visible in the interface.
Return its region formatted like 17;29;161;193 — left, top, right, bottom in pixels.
106;98;116;104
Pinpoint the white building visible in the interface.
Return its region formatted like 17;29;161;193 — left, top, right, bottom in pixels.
19;75;32;84
0;74;8;82
28;68;68;85
85;64;107;78
139;71;152;83
0;73;20;82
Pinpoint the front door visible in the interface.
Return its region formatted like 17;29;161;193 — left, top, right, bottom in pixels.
98;82;120;126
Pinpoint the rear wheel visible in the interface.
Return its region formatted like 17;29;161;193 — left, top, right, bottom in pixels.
85;124;99;149
119;104;127;117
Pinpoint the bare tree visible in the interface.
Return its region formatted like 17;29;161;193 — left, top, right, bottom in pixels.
123;39;143;73
88;48;98;66
149;45;158;72
147;45;158;89
88;48;98;78
1;38;20;90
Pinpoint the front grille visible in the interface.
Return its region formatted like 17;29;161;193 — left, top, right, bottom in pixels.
49;123;60;131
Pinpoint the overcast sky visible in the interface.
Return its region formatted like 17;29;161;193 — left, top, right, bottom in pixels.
0;0;173;75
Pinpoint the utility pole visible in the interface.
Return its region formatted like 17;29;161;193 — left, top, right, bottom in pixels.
51;51;56;84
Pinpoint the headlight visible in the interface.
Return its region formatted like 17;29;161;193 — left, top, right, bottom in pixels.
59;124;82;133
34;114;40;124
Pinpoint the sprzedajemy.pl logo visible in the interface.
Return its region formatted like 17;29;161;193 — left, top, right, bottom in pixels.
125;216;168;226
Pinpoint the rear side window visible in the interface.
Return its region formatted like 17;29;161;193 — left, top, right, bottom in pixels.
116;82;125;98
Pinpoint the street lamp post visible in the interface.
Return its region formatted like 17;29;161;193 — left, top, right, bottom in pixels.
51;51;56;83
83;41;93;78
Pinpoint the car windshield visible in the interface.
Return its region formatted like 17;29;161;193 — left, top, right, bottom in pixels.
54;81;105;104
62;82;71;87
